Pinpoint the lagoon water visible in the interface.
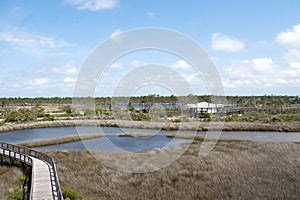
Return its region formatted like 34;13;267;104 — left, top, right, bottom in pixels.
0;126;299;152
36;135;189;153
0;126;192;152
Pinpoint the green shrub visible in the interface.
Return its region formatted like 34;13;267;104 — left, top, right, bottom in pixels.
4;175;29;200
63;189;76;200
42;114;55;121
272;117;281;122
171;118;181;123
225;116;233;122
4;187;24;200
18;175;29;185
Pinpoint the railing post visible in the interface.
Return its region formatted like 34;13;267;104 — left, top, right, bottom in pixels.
0;153;3;166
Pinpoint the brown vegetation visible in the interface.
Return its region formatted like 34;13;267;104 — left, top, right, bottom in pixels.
118;133;134;137
0;166;23;199
0;120;300;133
47;142;300;199
166;133;248;142
118;133;153;137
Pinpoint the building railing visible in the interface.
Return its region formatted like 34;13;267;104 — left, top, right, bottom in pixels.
0;142;63;200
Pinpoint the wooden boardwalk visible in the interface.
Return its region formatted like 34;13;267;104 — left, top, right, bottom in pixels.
0;143;62;200
31;158;53;200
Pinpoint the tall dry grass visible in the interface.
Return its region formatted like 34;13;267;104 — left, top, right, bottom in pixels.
0;166;23;199
47;142;300;199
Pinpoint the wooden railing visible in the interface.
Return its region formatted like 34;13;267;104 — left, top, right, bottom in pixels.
0;142;63;200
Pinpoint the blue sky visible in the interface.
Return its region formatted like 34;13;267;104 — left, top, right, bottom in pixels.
0;0;300;97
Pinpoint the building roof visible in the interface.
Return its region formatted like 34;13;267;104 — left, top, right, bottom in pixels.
186;102;224;109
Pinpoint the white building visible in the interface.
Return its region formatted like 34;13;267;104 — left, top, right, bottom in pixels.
186;102;224;117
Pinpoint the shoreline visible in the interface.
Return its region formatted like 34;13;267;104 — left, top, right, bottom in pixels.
0;120;300;133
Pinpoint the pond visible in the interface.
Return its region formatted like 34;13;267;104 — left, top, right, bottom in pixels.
0;126;299;152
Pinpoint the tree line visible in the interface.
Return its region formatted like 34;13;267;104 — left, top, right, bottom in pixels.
1;95;299;107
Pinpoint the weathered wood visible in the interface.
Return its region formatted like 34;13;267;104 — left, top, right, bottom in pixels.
0;143;62;200
31;158;53;200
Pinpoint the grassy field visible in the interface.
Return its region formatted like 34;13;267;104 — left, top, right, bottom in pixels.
43;142;300;199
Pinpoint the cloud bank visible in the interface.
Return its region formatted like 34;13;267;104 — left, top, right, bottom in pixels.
211;33;245;52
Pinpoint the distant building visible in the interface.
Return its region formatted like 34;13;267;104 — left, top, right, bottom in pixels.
186;102;224;118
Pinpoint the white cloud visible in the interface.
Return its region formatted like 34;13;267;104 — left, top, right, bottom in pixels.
276;24;300;48
64;0;119;11
171;60;192;69
181;73;198;83
110;62;124;69
110;29;122;38
1;60;81;96
211;32;245;52
283;48;300;62
53;61;78;75
223;57;300;92
225;57;275;80
130;60;145;68
28;78;50;89
290;62;300;69
110;29;123;42
0;31;74;49
63;77;77;83
29;78;49;85
179;72;207;93
251;57;273;72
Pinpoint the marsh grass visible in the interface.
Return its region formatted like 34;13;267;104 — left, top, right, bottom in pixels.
46;142;300;199
118;133;154;138
0;166;23;199
166;134;247;142
117;133;134;137
1;120;300;133
17;134;106;148
133;133;154;138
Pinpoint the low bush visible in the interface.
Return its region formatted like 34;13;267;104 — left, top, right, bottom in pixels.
4;187;24;200
4;175;29;200
63;188;76;200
